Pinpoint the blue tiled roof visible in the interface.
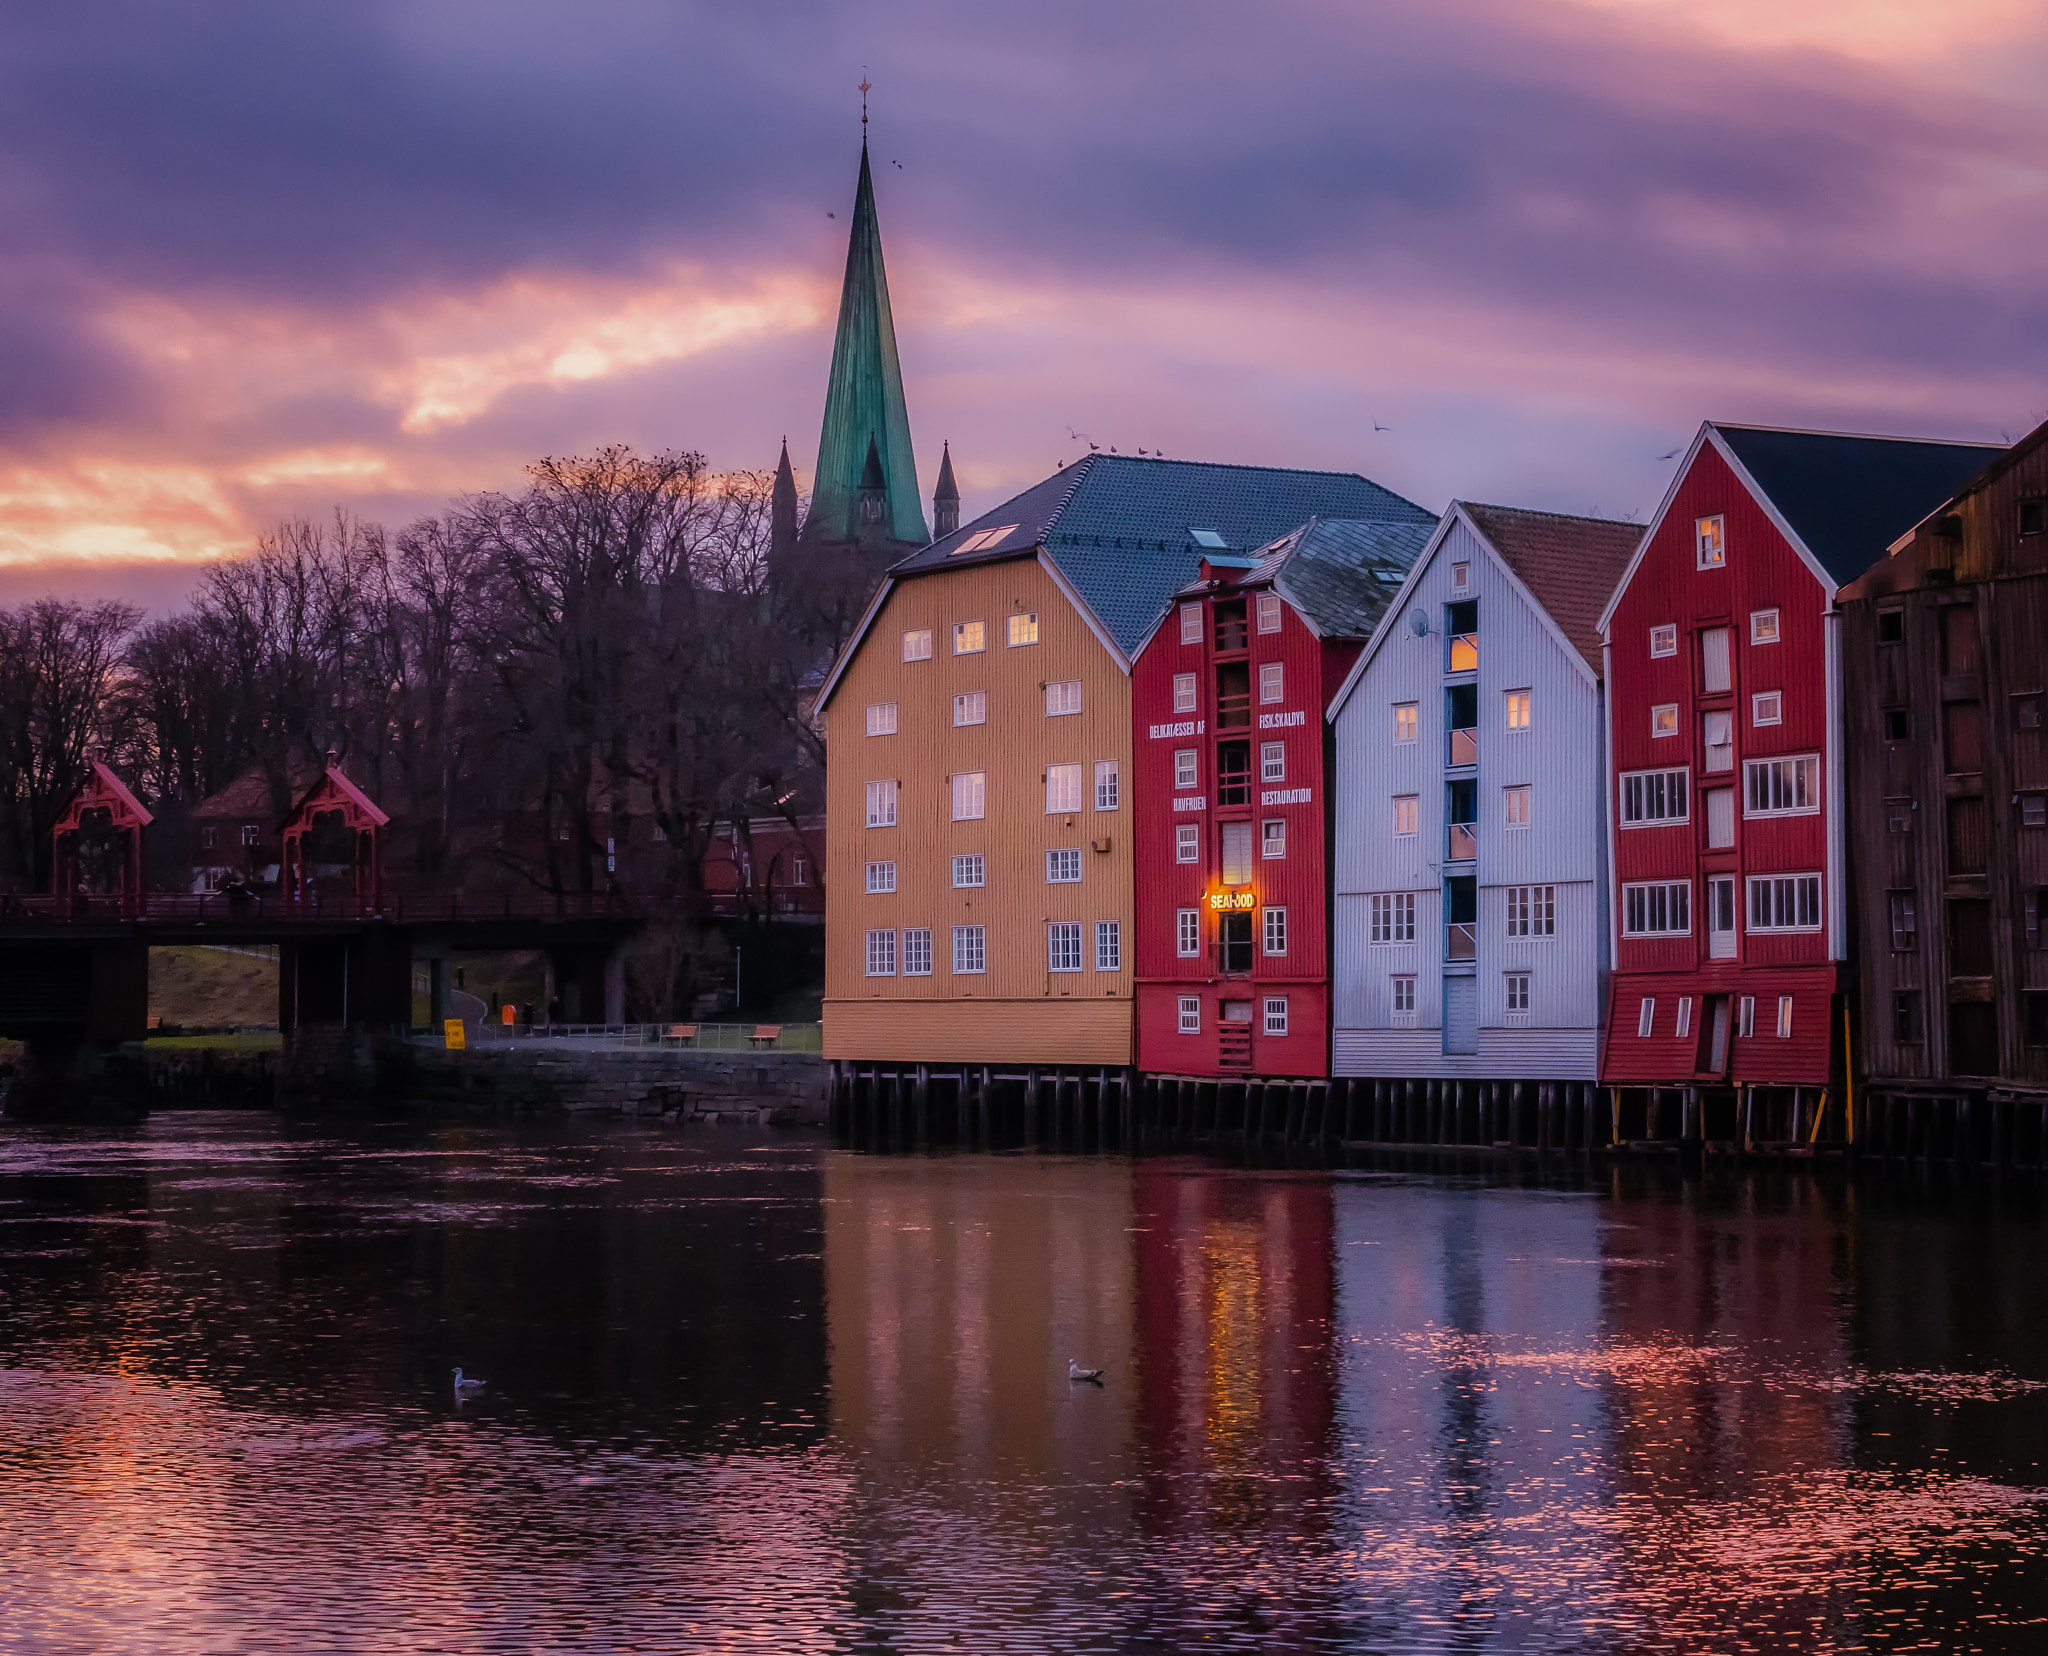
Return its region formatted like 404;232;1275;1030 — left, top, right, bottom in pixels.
1715;424;2006;588
890;453;1432;654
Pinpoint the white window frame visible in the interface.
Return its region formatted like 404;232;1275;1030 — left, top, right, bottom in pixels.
1173;673;1198;713
864;929;897;977
952;925;986;975
1391;975;1417;1017
864;860;896;894
1777;996;1795;1039
1174;749;1198;790
1259;662;1284;704
866;702;897;736
1504;784;1530;828
1370;892;1416;944
866;779;898;828
1750;607;1780;645
1045;763;1083;814
902;929;933;977
1179;604;1203;645
1752;690;1782;727
1650;624;1677;658
1046;848;1082;884
1262;818;1286;860
1702;710;1734;773
953;690;986;727
951;771;986;821
1738;996;1755;1038
1620;767;1690;826
1394;702;1418;743
1260;741;1285;783
1744;754;1821;818
1505;972;1530;1014
1045;680;1082;717
951;853;985;888
1652;704;1679;738
1177;908;1201;957
953;620;985;654
1008;612;1039;647
1637;997;1656;1038
1700;626;1733;694
1747;872;1823;933
1623;880;1692;937
1047;921;1083;974
1394;795;1419;836
1504;885;1555;938
1095;920;1121;972
1505;689;1530;731
1176;823;1199;864
1094;761;1119;811
1178;995;1202;1034
1264;995;1288;1035
902;628;933;662
1262;906;1287;956
1696;514;1726;569
1256;592;1283;634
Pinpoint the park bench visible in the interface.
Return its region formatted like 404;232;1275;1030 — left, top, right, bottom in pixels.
749;1024;783;1049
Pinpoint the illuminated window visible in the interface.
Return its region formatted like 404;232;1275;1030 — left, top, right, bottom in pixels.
1008;612;1039;647
1777;996;1794;1039
1650;624;1677;657
1394;703;1418;743
1394;795;1419;836
866;702;897;736
1750;608;1780;644
903;628;933;661
953;620;985;654
1505;690;1530;731
1221;821;1255;885
1696;514;1726;568
1256;593;1282;633
1652;704;1679;737
1504;785;1530;827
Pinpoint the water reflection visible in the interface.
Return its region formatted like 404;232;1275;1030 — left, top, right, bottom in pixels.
4;1121;2048;1651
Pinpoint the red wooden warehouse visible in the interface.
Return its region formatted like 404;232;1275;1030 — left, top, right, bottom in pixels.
1132;517;1431;1080
1596;423;2002;1131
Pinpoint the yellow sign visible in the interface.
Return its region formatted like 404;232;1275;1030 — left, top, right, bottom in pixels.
444;1018;466;1050
1207;890;1257;911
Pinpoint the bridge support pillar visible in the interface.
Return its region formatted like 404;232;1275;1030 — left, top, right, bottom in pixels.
604;945;626;1025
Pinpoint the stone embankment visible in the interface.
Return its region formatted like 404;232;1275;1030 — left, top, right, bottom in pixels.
397;1043;827;1124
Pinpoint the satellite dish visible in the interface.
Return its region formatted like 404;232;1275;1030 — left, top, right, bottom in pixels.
1410;608;1430;637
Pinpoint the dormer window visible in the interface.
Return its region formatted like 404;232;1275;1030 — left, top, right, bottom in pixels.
1451;561;1470;591
1696;515;1726;569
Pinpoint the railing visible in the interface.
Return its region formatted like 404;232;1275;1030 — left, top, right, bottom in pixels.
1449;633;1478;673
421;1021;823;1052
1217;766;1251;806
0;888;647;926
1446;922;1476;961
1447;727;1478;768
1446;823;1477;862
1214;619;1248;654
1216;693;1251;728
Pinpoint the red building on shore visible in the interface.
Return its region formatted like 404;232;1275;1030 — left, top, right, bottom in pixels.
1132;518;1432;1079
1596;423;2001;1124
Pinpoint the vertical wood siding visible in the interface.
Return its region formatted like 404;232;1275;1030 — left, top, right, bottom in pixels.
822;554;1133;1062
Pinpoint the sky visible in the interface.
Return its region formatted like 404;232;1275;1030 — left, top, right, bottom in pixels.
2;0;2045;608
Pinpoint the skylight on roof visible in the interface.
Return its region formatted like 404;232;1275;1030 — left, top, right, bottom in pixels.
1372;567;1404;583
1189;529;1228;550
950;524;1019;556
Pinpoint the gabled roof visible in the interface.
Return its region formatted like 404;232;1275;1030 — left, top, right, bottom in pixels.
1263;515;1437;639
889;452;1433;655
192;769;285;821
1459;503;1642;672
1713;424;2006;587
60;758;154;829
285;761;390;829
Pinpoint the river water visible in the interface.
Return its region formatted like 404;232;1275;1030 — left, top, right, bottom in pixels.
2;1115;2046;1653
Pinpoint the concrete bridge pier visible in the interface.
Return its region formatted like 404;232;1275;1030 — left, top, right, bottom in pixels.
546;943;627;1024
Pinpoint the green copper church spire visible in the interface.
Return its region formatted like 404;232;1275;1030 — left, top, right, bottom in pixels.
802;139;928;549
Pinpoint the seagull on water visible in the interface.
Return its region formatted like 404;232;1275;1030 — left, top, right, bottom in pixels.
452;1367;486;1398
1068;1359;1105;1385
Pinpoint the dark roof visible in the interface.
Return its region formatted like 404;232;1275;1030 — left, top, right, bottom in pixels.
192;770;284;820
1228;516;1436;640
1460;503;1643;673
891;453;1433;653
933;440;958;503
1714;424;2007;587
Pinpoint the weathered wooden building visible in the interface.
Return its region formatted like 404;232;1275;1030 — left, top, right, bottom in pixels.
1597;423;2003;1136
1840;416;2048;1099
817;455;1431;1075
1131;516;1433;1081
1329;504;1640;1086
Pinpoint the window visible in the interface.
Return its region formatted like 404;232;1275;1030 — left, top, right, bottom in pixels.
867;702;897;736
1623;881;1692;936
953;620;985;654
1505;690;1530;731
1505;973;1530;1014
953;690;986;726
792;857;807;886
1046;848;1082;883
1008;612;1039;647
903;628;933;661
952;853;984;887
1447;600;1478;671
864;929;897;976
952;771;986;821
1177;909;1201;956
1371;892;1416;944
1505;886;1555;937
1045;680;1081;716
1745;755;1820;816
1392;976;1417;1017
1752;691;1782;727
1261;742;1285;783
1394;703;1418;743
1703;711;1733;772
1174;749;1198;790
1887;801;1913;834
1776;996;1794;1039
1700;626;1732;693
1221;821;1255;885
1878;607;1909;644
1262;819;1286;859
199;825;219;849
2021;500;2046;537
1259;662;1284;704
1652;704;1679;737
2018;695;2045;732
1173;673;1198;713
1890;891;1917;950
1451;560;1471;591
865;861;896;894
1504;784;1530;827
1894;991;1923;1044
2025;796;2048;829
1180;603;1203;645
1095;921;1121;972
953;925;986;974
866;780;898;828
902;929;933;977
241;824;262;847
1048;922;1083;973
1738;996;1755;1038
1706;787;1735;848
1650;624;1678;658
1748;873;1823;932
1176;823;1200;863
1264;995;1288;1034
1263;906;1287;956
1750;608;1780;645
1637;998;1656;1037
1045;763;1083;813
1394;795;1419;836
1696;514;1726;568
1255;593;1282;634
1621;768;1690;825
1178;995;1202;1034
1094;761;1119;811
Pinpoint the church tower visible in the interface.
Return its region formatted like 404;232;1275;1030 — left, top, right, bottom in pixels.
797;140;928;567
932;440;960;539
